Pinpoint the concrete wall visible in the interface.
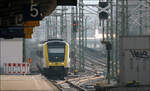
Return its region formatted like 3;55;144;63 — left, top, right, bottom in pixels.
119;36;150;85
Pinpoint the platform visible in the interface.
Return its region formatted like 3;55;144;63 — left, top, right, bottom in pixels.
0;75;59;91
94;81;150;91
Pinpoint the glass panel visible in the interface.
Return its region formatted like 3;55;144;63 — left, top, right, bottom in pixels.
48;48;64;53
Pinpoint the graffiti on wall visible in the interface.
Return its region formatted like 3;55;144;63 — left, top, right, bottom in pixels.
129;49;150;70
130;49;150;58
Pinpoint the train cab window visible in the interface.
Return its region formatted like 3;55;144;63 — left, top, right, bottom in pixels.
48;48;64;53
47;42;66;62
47;47;65;62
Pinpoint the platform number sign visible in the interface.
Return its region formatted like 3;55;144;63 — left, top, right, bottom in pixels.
30;4;39;18
24;4;41;21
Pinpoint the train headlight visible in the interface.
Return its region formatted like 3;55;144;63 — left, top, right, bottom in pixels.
61;63;64;65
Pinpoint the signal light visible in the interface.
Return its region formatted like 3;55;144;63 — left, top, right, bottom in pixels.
99;2;108;8
73;24;77;26
99;11;109;19
73;20;77;32
99;2;109;19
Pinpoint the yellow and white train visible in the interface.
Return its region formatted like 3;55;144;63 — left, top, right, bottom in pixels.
39;39;70;79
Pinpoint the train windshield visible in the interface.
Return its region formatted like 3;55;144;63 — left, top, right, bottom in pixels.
48;48;64;53
47;42;66;62
47;47;65;62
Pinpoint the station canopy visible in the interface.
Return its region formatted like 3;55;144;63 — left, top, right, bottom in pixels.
0;0;77;38
0;0;57;25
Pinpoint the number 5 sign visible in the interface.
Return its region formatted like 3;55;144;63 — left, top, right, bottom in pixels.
24;3;41;21
30;4;39;18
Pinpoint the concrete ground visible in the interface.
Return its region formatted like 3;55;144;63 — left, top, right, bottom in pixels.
0;75;59;91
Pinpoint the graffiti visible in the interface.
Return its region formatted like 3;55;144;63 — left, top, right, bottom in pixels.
130;50;150;58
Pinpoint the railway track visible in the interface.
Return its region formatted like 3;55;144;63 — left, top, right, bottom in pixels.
85;48;106;65
74;47;107;75
43;47;106;91
84;55;106;67
50;79;87;91
84;48;106;73
84;47;106;59
49;75;104;91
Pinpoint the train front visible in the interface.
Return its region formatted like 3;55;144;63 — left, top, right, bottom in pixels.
43;40;70;79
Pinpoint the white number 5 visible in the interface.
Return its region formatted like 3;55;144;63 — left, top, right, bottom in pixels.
30;4;39;17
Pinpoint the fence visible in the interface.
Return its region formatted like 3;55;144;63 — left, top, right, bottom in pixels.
4;63;30;75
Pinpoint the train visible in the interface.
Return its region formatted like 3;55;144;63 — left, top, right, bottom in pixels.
37;39;70;79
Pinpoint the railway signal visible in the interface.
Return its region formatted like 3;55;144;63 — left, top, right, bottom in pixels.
98;2;109;19
73;20;77;32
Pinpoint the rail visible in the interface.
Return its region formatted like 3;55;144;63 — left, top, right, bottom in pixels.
66;80;87;91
